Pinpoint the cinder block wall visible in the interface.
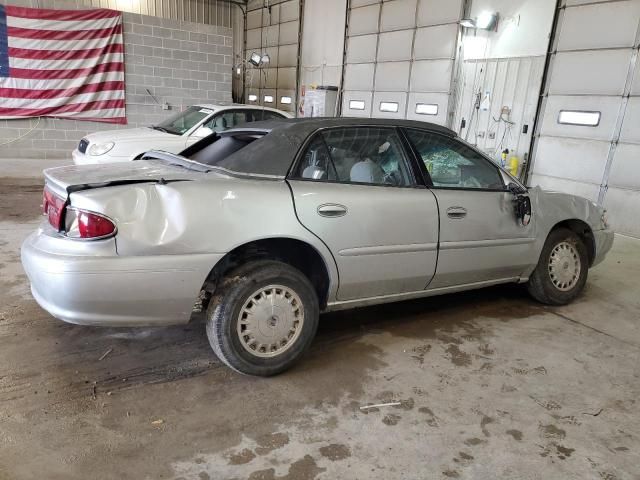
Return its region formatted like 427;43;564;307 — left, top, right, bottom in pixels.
0;3;233;160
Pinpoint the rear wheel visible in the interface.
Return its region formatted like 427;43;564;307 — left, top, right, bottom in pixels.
527;228;588;305
206;260;319;376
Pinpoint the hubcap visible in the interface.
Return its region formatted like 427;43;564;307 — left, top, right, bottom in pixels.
237;285;304;358
548;241;581;291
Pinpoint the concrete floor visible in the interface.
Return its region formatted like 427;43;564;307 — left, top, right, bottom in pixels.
0;174;639;480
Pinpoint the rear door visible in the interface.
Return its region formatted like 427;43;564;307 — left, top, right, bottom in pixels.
288;126;440;301
403;128;537;288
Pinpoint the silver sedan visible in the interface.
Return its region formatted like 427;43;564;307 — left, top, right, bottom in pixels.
22;118;614;376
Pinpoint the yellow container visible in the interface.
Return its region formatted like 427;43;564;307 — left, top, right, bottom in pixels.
509;156;519;177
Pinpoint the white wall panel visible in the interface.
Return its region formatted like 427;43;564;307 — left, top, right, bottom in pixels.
342;91;374;117
619;98;640;144
539;95;622;142
375;62;411;91
345;63;376;90
548;50;632;96
417;0;463;26
347;35;378;63
380;0;417;31
349;4;380;36
377;30;414;61
534;136;610;186
372;91;408;119
607;143;640;190
410;59;453;92
407;92;449;125
557;0;640;51
414;24;458;59
603;187;640;237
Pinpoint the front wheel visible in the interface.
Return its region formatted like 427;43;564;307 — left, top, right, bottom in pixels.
206;260;319;376
527;228;589;305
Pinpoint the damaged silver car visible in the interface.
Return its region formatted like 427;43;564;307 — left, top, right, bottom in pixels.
21;118;614;376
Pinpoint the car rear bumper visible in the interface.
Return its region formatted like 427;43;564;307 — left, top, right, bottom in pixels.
21;231;223;327
592;228;614;267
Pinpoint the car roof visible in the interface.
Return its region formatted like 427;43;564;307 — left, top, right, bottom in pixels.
214;117;458;178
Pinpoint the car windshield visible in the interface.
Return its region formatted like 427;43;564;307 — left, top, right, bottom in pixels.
153;106;214;135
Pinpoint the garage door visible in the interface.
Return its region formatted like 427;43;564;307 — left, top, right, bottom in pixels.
341;0;463;125
245;0;300;113
528;0;640;237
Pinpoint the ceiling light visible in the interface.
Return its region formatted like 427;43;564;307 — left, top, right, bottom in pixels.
460;18;476;28
249;52;262;67
476;11;498;30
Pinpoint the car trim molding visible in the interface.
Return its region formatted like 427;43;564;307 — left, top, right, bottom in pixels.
439;238;536;251
338;242;438;257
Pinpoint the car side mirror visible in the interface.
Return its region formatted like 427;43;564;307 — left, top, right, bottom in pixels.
192;126;214;138
507;182;527;196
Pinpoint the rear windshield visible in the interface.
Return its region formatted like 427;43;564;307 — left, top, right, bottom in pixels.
211;129;302;177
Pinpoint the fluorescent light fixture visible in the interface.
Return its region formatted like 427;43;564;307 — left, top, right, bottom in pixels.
476;11;498;30
349;100;365;110
460;18;476;28
249;52;262;67
264;95;274;103
280;96;292;104
415;103;439;115
380;102;399;113
558;110;601;127
248;94;258;102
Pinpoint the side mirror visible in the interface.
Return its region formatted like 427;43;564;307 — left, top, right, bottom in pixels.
192;126;214;138
507;182;527;196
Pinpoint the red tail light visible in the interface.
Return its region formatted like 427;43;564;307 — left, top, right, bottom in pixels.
65;207;116;240
43;186;66;231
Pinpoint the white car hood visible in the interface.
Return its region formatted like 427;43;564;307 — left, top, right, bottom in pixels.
84;127;176;144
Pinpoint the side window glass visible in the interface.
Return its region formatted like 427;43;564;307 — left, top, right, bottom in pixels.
263;111;285;120
405;129;504;190
298;127;413;186
205;112;235;132
294;136;337;181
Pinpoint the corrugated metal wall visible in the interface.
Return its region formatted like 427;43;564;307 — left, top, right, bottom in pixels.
70;0;234;27
528;0;640;237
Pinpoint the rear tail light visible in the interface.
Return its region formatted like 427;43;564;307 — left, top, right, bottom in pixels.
42;186;66;231
65;207;117;240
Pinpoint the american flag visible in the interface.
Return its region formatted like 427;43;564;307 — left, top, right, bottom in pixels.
0;5;126;124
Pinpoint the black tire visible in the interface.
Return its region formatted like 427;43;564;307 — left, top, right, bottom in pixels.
527;228;589;305
205;260;319;376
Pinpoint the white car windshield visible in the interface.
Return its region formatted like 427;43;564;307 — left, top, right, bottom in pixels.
152;106;214;135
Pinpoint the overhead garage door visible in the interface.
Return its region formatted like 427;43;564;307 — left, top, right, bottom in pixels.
341;0;463;125
245;0;300;113
529;0;640;237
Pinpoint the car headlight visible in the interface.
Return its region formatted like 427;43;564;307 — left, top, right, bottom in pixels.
89;142;115;156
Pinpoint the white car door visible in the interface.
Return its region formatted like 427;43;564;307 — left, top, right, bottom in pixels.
288;126;440;301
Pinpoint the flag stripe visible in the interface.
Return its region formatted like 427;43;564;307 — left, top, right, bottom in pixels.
7;15;121;31
8;61;124;80
0;70;124;90
0;98;125;117
0;88;124;109
8;42;124;60
0;80;124;99
8;32;123;51
9;51;123;70
5;6;120;21
8;23;122;41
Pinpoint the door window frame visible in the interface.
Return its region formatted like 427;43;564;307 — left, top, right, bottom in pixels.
287;125;423;189
400;127;511;193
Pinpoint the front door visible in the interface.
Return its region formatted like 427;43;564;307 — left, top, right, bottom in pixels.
288;126;440;301
403;128;537;288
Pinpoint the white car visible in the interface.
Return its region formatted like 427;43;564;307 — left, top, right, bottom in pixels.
72;104;292;165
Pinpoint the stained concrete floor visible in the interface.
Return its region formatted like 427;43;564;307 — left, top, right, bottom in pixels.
0;174;639;480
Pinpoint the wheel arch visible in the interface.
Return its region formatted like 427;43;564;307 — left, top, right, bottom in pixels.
201;237;333;309
548;219;596;266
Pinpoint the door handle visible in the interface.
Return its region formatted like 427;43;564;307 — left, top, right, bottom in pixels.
447;206;467;219
317;203;348;217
